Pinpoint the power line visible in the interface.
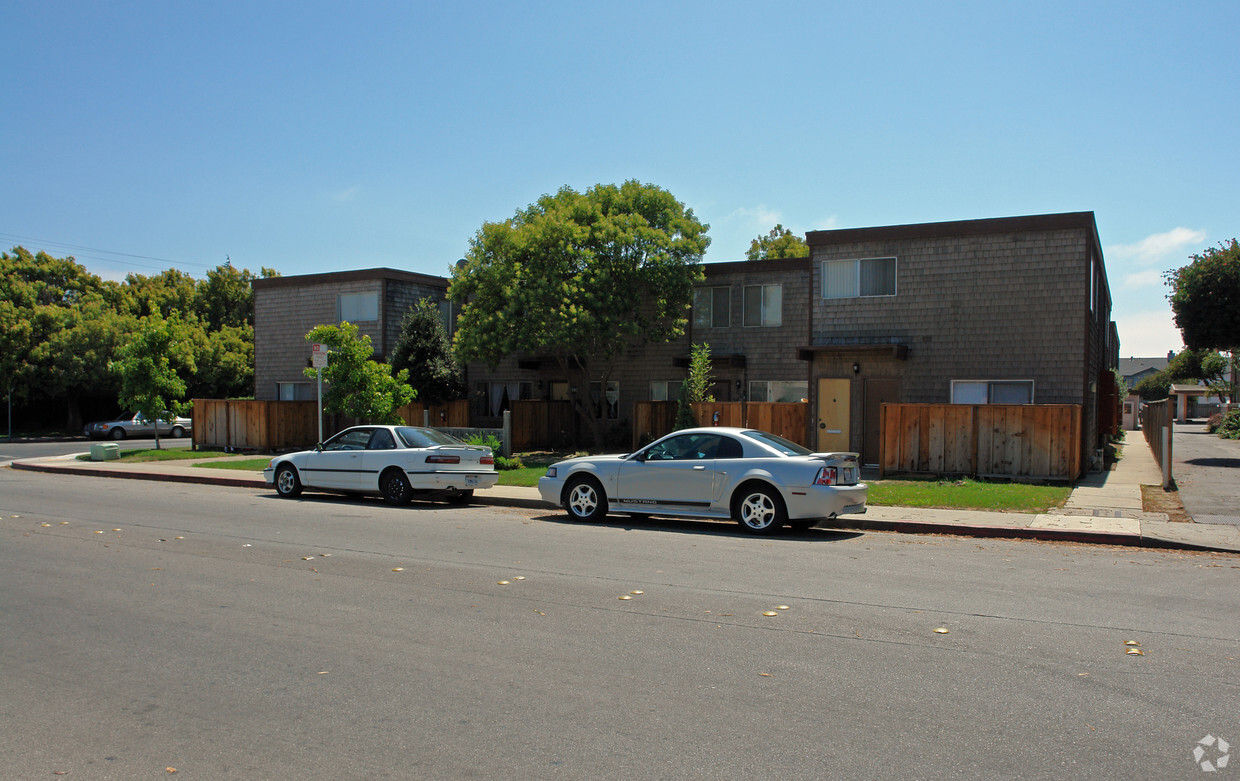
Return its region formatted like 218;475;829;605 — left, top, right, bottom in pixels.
0;231;217;271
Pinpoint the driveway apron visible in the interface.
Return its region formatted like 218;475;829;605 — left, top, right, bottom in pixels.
1172;421;1240;525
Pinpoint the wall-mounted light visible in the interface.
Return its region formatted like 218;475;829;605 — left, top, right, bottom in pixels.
735;379;743;391
852;362;861;375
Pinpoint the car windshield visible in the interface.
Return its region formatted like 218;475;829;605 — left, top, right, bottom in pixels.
116;411;136;420
741;430;812;456
395;427;466;448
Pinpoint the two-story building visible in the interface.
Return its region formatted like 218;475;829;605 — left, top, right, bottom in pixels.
251;211;1118;466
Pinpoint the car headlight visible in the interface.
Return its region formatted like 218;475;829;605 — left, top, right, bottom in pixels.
545;466;557;478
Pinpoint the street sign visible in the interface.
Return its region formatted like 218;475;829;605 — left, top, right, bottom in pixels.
311;343;328;368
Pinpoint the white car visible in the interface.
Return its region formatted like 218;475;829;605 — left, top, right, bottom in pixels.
538;427;867;535
265;425;498;506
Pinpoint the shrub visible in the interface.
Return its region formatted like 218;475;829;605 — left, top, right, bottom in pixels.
495;455;525;470
465;433;503;451
1215;409;1240;439
1207;412;1225;433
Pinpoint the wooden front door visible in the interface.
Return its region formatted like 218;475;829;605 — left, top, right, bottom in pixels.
862;378;901;466
816;378;851;452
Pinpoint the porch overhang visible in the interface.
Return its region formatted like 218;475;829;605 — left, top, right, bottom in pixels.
797;344;909;361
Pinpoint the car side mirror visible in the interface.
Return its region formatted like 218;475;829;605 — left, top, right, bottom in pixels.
632;451;646;463
314;443;323;452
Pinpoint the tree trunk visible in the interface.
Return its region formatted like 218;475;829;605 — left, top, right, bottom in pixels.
65;398;82;434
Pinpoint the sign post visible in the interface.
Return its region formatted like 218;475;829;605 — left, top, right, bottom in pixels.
311;343;328;445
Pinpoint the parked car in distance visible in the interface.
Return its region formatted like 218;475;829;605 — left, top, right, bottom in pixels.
538;427;867;535
83;411;193;440
265;425;498;506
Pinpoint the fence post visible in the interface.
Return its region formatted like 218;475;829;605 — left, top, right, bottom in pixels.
502;410;512;458
1161;424;1172;490
423;409;430;427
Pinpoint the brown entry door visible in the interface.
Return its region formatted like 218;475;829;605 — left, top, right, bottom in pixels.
862;378;901;466
816;378;851;452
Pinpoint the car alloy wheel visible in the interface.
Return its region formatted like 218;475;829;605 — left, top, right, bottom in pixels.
564;476;607;523
734;484;787;535
381;469;413;506
275;464;302;498
109;427;125;440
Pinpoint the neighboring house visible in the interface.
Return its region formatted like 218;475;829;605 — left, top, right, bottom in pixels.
250;211;1118;469
1119;354;1172;388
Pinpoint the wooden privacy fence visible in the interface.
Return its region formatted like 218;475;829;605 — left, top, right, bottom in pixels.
510;400;576;450
1141;397;1173;489
879;403;1083;481
193;399;319;452
632;401;807;449
193;398;471;452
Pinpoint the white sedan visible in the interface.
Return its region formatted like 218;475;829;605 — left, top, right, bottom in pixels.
538;427;867;535
265;425;498;506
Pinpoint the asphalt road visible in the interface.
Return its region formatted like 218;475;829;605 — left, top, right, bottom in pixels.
2;468;1237;780
1174;422;1240;525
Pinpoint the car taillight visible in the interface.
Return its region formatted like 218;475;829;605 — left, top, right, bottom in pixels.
814;467;838;486
480;455;494;465
426;455;461;464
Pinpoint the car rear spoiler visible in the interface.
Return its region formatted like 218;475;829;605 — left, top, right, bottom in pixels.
809;452;860;461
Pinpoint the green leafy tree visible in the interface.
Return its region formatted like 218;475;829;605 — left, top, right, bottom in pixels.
304;322;415;425
451;180;710;447
196;263;279;331
113;314;195;449
389;298;466;405
1166;239;1239;400
33;300;137;430
675;342;715;430
746;224;809;261
1165;348;1232;403
1133;372;1171;402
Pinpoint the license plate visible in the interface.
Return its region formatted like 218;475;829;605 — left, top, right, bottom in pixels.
465;475;479;487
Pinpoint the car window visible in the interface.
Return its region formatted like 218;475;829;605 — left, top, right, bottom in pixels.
395;427;464;448
716;436;743;459
645;433;721;461
741;430;812;456
323;428;373;451
367;429;396;450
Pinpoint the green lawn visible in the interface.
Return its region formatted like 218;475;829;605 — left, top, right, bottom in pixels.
867;477;1070;513
196;457;272;471
77;447;233;463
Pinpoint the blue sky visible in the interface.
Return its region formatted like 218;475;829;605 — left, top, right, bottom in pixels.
4;1;1237;357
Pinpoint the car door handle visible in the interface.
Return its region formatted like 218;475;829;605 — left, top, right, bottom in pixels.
693;465;706;470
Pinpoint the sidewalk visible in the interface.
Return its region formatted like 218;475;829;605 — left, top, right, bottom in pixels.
8;445;1240;554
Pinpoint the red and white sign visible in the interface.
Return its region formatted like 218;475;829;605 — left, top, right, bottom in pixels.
311;343;328;368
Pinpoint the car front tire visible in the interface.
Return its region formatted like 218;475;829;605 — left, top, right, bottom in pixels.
381;469;413;506
564;476;607;523
275;464;302;498
109;427;125;441
170;426;185;438
733;483;787;535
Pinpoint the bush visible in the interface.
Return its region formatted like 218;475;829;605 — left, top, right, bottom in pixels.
1215;409;1240;439
495;455;525;470
1207;412;1225;433
463;432;523;468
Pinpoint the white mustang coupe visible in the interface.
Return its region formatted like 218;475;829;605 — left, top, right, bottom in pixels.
538;427;867;535
265;425;498;506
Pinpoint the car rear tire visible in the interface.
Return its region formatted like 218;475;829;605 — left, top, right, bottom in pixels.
275;464;302;498
732;483;787;535
109;427;125;441
381;468;413;506
564;476;607;523
170;426;185;438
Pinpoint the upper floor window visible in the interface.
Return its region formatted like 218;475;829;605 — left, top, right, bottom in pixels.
822;257;897;299
743;284;782;327
693;286;730;328
650;380;683;401
338;292;379;322
951;380;1034;405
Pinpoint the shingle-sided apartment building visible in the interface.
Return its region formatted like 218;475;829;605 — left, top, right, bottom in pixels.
251;211;1117;466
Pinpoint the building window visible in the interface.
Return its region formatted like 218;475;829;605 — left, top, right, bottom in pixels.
277;382;316;401
951;380;1034;405
693;286;730;328
822;257;896;299
650;380;683;401
743;284;782;327
338;292;379;322
589;381;620;419
748;380;808;403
